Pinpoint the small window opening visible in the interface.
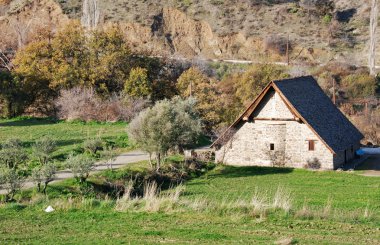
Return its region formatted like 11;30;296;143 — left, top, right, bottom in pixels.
308;140;315;151
270;143;275;151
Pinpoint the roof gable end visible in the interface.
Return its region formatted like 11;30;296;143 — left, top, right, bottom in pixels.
212;76;364;153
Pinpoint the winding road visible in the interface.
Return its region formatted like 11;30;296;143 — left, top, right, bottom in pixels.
0;151;149;195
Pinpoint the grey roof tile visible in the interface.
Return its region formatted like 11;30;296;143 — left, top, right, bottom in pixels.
273;76;363;153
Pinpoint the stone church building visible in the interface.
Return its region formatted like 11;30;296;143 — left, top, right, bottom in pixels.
212;76;363;170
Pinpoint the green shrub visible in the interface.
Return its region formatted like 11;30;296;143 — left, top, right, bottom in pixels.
179;0;192;7
341;73;378;99
288;3;299;14
83;138;103;155
322;14;332;24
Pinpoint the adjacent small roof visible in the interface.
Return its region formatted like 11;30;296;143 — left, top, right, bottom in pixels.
212;76;364;153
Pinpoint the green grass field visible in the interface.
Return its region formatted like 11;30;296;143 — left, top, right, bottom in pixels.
0;118;379;244
188;166;380;211
0;117;130;162
0;164;379;244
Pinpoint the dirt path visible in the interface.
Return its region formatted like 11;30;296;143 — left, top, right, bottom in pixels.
0;151;149;195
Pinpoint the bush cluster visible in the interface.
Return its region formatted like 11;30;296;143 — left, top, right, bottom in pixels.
101;159;215;199
55;87;148;122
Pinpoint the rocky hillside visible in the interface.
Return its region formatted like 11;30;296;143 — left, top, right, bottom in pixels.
0;0;379;66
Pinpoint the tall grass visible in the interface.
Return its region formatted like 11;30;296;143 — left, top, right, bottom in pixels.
19;183;374;224
272;185;292;213
116;181;186;212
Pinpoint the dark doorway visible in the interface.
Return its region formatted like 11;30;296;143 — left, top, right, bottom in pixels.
344;150;347;164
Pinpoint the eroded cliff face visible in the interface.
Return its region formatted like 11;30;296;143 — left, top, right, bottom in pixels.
1;0;379;66
123;8;259;59
0;0;68;50
121;7;293;62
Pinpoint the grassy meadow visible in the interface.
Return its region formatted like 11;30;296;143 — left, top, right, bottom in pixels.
0;117;379;244
0;163;379;244
0;117;130;162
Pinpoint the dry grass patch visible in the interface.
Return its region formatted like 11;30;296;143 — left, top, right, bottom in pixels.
115;181;186;213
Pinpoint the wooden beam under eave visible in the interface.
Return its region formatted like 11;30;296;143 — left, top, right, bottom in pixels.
253;118;297;121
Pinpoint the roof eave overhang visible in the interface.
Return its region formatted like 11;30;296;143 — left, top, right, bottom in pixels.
211;81;275;148
212;80;337;155
271;82;336;154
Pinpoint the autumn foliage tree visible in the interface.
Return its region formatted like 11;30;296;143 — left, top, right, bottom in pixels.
211;64;289;130
3;21;132;117
13;21;131;95
124;67;151;97
234;64;289;106
177;67;221;130
175;65;289;132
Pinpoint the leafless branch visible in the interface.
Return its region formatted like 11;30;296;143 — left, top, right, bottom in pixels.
0;50;12;71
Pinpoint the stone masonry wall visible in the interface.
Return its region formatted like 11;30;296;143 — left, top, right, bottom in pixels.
215;89;337;169
253;90;294;119
215;120;335;169
333;142;361;169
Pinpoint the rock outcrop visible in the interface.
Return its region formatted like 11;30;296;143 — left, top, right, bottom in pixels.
0;0;379;66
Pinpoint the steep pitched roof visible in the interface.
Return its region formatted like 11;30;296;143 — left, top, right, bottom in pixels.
212;76;364;153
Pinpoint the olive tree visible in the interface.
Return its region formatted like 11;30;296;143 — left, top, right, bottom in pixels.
0;139;27;169
32;137;57;165
66;154;96;183
31;163;57;193
128;97;202;171
0;139;27;202
0;168;24;202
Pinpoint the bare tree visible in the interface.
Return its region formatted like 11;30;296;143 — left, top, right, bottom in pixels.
81;0;100;29
369;0;378;76
7;14;35;49
55;87;148;122
0;50;12;71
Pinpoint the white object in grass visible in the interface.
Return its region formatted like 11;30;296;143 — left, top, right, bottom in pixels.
45;206;55;213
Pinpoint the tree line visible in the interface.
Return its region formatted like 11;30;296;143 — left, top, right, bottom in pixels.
0;19;378;135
